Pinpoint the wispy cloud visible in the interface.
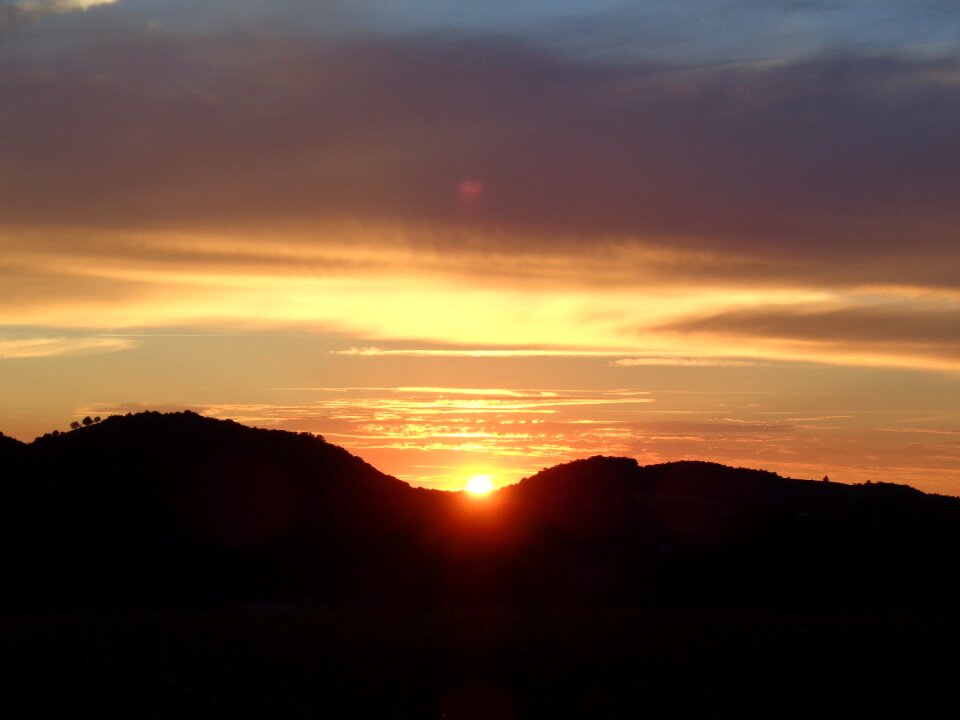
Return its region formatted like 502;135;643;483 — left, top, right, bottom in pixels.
336;349;762;367
877;427;960;436
660;301;960;371
612;357;760;367
394;387;560;398
17;0;118;10
0;335;135;359
1;0;119;28
334;347;641;358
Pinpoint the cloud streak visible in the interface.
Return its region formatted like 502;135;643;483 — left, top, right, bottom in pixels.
335;348;652;359
0;0;118;28
661;302;960;369
612;358;760;368
0;335;135;359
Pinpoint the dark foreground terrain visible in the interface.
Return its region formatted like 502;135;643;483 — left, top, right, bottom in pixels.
4;411;960;610
1;606;956;718
3;412;960;716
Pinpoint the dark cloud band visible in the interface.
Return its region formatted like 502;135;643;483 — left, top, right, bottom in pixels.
1;26;958;280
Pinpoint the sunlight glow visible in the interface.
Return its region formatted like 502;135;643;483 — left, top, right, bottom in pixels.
465;474;495;495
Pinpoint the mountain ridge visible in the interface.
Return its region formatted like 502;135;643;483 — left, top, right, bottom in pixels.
3;411;959;610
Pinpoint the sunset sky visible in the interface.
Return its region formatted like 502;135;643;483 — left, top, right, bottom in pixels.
2;0;960;492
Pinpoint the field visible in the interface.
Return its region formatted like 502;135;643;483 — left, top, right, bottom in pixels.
0;606;956;718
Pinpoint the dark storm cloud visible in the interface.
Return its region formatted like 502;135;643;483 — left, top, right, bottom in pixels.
2;22;959;286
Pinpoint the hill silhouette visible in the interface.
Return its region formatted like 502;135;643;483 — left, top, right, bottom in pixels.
3;411;960;610
0;430;22;457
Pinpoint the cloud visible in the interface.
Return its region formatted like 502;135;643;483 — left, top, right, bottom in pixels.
2;16;959;374
332;349;763;366
19;0;117;10
612;357;760;367
660;302;960;368
0;335;135;359
0;0;119;27
1;27;959;291
334;347;647;359
349;1;960;65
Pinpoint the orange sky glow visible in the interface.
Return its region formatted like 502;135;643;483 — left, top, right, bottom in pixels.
2;1;960;493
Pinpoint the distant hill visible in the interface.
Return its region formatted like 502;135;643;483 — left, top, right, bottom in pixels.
496;457;960;606
3;412;960;610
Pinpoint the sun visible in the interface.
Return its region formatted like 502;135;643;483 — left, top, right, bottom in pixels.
465;474;495;496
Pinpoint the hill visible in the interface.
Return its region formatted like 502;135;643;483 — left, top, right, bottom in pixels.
3;412;960;610
497;457;960;606
0;430;23;456
1;412;445;609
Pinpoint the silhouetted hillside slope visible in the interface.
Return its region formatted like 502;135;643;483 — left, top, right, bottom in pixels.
3;413;960;610
496;457;960;606
2;412;445;608
0;430;23;457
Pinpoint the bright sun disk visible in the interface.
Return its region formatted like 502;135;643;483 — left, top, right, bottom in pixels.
465;474;495;495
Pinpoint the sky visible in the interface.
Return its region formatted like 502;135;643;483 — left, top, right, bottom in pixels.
2;0;960;492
